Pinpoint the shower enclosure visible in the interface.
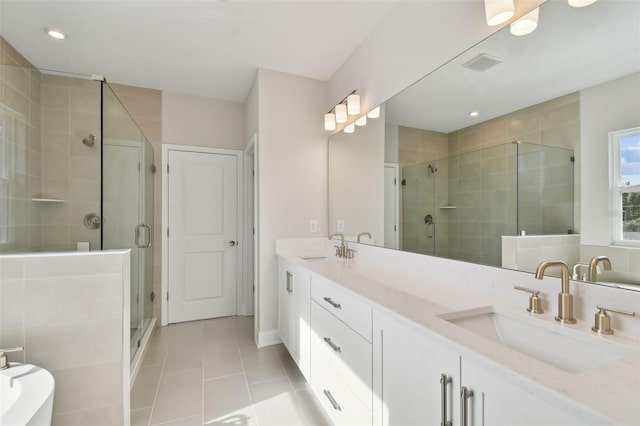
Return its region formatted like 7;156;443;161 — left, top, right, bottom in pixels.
0;63;154;362
402;141;574;266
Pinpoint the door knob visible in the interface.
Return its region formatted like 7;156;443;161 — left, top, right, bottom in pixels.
224;241;237;246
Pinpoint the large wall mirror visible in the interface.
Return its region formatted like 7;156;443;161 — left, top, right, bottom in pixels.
329;0;640;290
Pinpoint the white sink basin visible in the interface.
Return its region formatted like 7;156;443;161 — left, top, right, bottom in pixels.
1;363;55;425
439;307;637;374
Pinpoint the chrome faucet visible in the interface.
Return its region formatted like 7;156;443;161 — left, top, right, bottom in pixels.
535;260;576;324
588;256;611;282
329;233;350;259
356;232;372;243
0;347;24;369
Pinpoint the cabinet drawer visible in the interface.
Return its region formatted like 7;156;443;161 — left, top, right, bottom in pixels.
311;300;372;410
311;274;372;341
311;348;372;426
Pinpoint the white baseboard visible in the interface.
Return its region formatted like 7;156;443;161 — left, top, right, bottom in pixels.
257;329;282;348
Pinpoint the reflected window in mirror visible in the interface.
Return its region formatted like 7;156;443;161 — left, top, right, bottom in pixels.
611;127;640;246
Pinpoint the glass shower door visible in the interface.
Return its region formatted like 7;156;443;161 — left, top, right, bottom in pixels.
102;84;154;361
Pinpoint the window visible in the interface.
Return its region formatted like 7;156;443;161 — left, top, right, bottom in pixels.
611;127;640;245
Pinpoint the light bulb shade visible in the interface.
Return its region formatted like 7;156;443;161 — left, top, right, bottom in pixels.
484;0;515;26
367;106;381;119
347;94;360;115
568;0;597;7
344;123;355;134
510;7;539;36
335;104;348;123
355;115;367;126
324;113;336;131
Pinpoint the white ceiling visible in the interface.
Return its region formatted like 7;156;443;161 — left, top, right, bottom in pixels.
385;0;640;133
1;0;397;102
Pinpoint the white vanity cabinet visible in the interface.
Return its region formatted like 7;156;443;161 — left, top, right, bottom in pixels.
373;310;598;426
373;310;460;426
277;258;311;380
309;274;373;426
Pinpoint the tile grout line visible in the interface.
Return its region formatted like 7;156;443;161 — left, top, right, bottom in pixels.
146;335;169;426
236;333;261;426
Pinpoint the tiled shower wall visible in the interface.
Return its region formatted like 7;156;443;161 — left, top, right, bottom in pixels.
398;92;580;265
0;250;130;425
39;75;101;251
0;37;42;252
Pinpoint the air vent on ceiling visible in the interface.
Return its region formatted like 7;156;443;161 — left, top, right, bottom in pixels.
462;53;504;72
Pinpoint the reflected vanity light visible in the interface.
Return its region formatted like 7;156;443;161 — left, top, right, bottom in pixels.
324;113;336;131
568;0;598;7
367;106;380;118
355;115;367;126
469;111;480;117
510;8;539;36
344;123;355;134
484;0;514;26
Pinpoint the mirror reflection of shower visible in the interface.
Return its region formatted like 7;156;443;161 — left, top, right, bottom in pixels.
424;213;434;238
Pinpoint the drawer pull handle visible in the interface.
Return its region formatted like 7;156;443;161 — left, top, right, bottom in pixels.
323;337;342;353
286;271;293;293
323;389;341;411
323;297;341;309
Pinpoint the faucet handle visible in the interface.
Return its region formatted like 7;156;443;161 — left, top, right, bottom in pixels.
592;305;636;335
0;346;24;370
514;286;544;314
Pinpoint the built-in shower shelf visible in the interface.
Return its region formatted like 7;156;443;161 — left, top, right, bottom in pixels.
31;197;64;203
440;205;457;209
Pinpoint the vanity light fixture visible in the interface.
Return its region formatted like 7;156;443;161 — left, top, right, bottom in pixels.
45;28;66;40
347;94;360;115
335;104;348;124
568;0;598;7
344;123;355;134
355;115;367;126
367;106;380;119
510;7;539;36
324;113;336;131
484;0;514;26
324;89;359;130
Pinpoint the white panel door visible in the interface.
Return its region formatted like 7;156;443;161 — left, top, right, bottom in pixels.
384;165;398;249
168;150;238;323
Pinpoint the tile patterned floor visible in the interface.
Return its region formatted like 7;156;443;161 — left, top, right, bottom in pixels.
130;316;331;426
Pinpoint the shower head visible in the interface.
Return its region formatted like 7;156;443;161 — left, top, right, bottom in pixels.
427;164;438;173
82;134;96;147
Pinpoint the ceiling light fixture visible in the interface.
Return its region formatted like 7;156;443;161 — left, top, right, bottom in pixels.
568;0;598;7
469;111;480;117
344;123;355;134
484;0;514;26
45;28;66;40
510;7;539;36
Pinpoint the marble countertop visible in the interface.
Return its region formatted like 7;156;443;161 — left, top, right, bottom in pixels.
278;248;640;425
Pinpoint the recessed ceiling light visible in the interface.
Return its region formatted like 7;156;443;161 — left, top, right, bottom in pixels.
45;28;66;40
469;111;480;117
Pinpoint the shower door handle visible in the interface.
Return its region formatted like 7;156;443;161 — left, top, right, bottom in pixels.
135;224;152;248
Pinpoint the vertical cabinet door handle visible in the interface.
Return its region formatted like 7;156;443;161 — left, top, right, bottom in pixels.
323;389;341;411
460;386;474;426
286;271;293;293
440;374;452;426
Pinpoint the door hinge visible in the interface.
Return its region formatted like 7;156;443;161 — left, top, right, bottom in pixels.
394;225;397;232
137;339;141;348
136;294;139;304
252;169;255;177
394;178;396;185
138;162;140;172
150;291;156;301
167;228;169;237
167;164;170;173
167;292;169;301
